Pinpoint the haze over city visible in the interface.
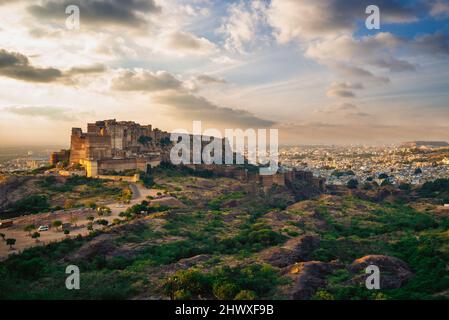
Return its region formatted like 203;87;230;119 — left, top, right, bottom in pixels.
0;0;449;146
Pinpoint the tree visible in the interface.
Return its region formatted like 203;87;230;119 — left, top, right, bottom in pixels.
0;233;5;242
399;183;412;192
31;232;40;242
347;179;359;189
119;212;132;220
163;276;180;300
213;283;239;300
159;137;172;147
138;135;153;146
96;219;109;227
378;173;389;180
414;168;423;175
87;223;94;231
64;199;76;210
24;224;36;236
63;229;70;237
87;201;97;209
6;194;50;215
6;238;16;250
97;206;111;217
70;216;78;227
52;220;63;231
141;173;154;188
234;290;257;300
87;215;95;222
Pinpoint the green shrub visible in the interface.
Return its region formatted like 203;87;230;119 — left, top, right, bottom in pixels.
6;194;50;216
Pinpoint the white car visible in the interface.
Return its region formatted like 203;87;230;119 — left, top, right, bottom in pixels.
37;225;49;232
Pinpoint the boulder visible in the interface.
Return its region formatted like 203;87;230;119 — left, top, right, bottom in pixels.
260;235;320;267
347;255;413;289
159;254;212;274
287;260;342;300
66;234;117;261
150;197;186;208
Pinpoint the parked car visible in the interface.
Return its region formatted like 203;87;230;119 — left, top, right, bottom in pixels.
37;225;49;232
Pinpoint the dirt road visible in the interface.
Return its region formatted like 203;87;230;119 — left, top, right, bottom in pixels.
0;183;159;261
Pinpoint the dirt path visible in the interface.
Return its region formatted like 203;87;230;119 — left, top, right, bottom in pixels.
0;183;160;261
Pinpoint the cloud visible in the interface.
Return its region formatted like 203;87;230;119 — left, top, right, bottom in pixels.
332;64;390;84
318;102;371;118
430;0;449;18
0;48;62;82
3;106;84;121
0;0;19;5
410;33;449;57
326;82;364;98
266;1;425;98
111;69;183;92
217;0;268;53
67;64;107;75
110;66;273;128
154;92;276;128
28;0;161;28
0;48;106;84
305;33;416;73
196;74;227;85
267;0;420;42
161;31;217;56
318;102;355;113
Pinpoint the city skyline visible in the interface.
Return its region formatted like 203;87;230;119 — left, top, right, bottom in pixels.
0;0;449;146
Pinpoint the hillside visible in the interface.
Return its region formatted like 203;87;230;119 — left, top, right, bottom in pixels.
1;168;449;300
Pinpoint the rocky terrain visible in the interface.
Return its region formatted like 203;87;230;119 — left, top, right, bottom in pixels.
0;174;129;219
1;167;449;300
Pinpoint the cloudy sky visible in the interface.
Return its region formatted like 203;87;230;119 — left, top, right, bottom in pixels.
0;0;448;146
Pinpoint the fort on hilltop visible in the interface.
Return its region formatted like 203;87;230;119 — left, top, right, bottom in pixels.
50;119;325;193
52;119;170;178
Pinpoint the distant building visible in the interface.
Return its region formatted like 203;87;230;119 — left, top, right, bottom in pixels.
50;149;70;165
401;141;449;148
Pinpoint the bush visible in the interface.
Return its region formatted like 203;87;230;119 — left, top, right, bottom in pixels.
31;232;40;241
213;282;239;300
52;220;62;229
234;290;256;300
163;264;282;300
6;195;50;216
208;192;246;210
96;219;109;226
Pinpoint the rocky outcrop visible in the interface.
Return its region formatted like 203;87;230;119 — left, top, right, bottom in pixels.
67;234;117;261
160;254;212;274
347;255;413;289
150;197;186;208
0;176;32;211
260;235;320;267
286;260;343;300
